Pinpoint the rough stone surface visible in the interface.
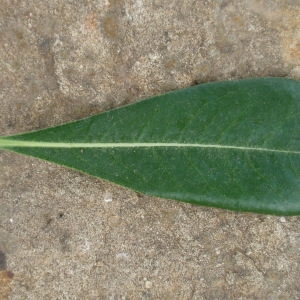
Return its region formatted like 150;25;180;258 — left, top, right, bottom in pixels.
1;1;300;299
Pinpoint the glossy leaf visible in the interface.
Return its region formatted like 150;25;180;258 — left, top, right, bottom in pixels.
1;78;299;215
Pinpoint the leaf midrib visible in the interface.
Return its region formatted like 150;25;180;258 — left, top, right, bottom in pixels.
0;139;299;155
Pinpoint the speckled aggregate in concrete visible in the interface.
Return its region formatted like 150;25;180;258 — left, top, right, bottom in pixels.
1;0;300;299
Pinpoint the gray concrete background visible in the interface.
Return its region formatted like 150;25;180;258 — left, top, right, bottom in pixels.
1;0;300;299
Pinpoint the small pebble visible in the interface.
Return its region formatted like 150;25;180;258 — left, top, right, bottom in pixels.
145;281;152;289
104;192;113;202
280;217;286;223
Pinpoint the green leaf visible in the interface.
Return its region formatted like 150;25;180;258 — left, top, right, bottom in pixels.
1;78;299;215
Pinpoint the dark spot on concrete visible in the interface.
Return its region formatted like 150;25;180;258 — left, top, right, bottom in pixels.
25;172;33;179
164;31;171;43
216;41;234;54
6;270;14;279
103;17;119;38
13;29;24;40
0;250;7;270
58;212;64;218
257;215;266;222
193;74;219;85
88;70;97;78
59;231;71;252
0;270;14;298
142;291;152;299
6;120;14;128
127;84;140;96
43;214;53;229
136;192;144;199
220;0;231;9
120;97;132;106
191;79;200;86
230;70;237;77
39;37;53;54
164;58;177;70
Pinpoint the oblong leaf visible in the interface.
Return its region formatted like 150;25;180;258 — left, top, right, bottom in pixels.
1;78;299;215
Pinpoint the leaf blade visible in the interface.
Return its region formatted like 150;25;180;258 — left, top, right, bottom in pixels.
1;78;299;215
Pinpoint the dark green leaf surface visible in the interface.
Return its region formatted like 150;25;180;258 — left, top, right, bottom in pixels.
1;78;299;215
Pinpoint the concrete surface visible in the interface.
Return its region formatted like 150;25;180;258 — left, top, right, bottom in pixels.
1;0;300;299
